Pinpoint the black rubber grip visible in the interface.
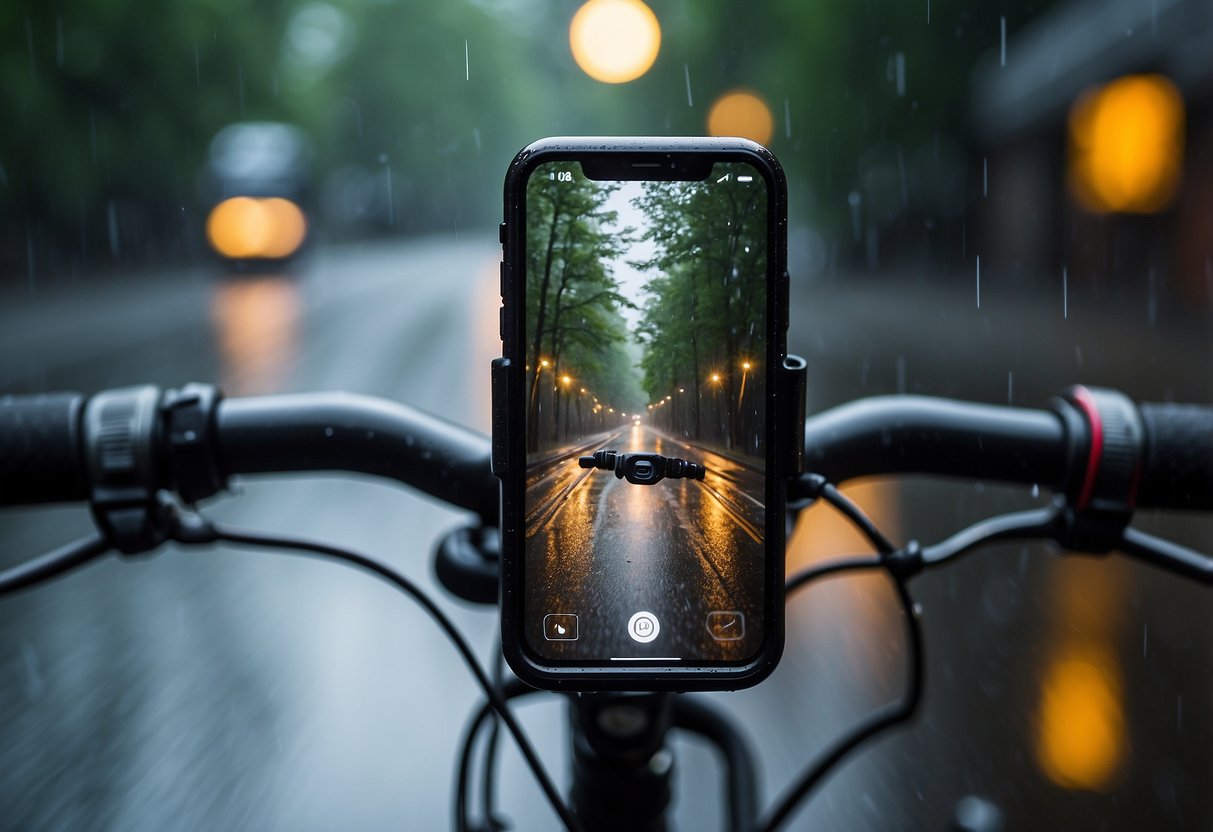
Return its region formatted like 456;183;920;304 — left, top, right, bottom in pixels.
0;393;89;506
1137;403;1213;510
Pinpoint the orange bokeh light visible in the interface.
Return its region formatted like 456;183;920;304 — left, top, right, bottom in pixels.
707;90;774;146
1068;74;1184;214
569;0;661;84
206;196;307;259
1035;649;1127;791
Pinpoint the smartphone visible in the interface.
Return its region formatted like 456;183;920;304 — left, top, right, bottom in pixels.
493;137;788;690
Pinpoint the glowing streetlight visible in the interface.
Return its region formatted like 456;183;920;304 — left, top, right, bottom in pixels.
561;375;572;385
540;358;550;369
569;0;661;84
742;361;752;371
710;373;721;384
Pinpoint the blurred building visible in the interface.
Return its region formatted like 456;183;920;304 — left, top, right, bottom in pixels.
971;0;1212;317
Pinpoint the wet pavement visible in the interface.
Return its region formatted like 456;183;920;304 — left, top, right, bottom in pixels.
0;233;1209;831
524;424;765;660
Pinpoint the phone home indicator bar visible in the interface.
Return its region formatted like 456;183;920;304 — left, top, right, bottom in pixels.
609;657;683;661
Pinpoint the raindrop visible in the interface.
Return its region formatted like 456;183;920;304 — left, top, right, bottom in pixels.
324;427;334;437
1007;371;1013;404
1000;17;1007;67
1062;266;1068;318
895;52;905;97
194;42;200;86
1031;483;1039;498
464;39;470;81
683;64;693;107
927;0;930;23
912;602;923;616
238;64;246;115
1143;623;1149;657
784;97;791;138
982;157;988;197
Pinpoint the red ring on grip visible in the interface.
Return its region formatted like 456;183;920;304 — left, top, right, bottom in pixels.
1070;385;1103;511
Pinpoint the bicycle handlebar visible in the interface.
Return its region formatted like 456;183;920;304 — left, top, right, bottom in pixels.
1;384;1210;515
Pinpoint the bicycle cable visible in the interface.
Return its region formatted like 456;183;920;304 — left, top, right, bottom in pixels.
0;533;112;596
760;481;924;832
196;522;583;832
456;679;546;832
477;637;509;832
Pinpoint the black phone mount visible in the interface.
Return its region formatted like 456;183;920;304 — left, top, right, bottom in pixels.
434;355;809;604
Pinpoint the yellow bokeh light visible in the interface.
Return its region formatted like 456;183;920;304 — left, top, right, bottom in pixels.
1035;650;1127;791
206;196;307;259
1068;74;1184;214
569;0;661;84
707;90;774;146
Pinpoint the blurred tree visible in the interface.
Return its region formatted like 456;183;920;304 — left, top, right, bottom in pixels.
0;0;1054;281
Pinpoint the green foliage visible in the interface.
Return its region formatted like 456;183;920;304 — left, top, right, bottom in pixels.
524;168;643;452
1;0;1055;278
633;169;767;450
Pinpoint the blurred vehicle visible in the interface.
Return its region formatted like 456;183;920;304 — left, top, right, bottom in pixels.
203;121;314;268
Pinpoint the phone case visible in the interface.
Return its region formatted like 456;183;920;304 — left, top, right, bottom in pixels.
496;137;789;691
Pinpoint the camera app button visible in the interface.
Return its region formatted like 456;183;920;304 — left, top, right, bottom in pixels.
706;611;745;641
627;611;660;643
544;613;579;641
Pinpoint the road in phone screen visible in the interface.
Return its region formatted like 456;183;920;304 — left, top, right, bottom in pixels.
522;161;768;662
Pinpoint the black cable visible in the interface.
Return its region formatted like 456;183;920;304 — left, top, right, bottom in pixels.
757;575;924;832
785;556;885;596
816;482;897;555
1119;526;1213;585
480;639;506;828
456;680;543;832
0;534;111;596
208;526;581;832
920;506;1060;568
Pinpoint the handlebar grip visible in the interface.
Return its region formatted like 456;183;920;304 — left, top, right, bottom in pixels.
0;393;89;506
1137;403;1213;510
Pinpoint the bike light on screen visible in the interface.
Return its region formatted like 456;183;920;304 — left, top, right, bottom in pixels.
207;196;308;259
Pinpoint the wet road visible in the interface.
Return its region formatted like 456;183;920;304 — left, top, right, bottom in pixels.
0;233;1209;831
524;424;765;660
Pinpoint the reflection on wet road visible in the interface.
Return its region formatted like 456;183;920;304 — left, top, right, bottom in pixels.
524;424;765;660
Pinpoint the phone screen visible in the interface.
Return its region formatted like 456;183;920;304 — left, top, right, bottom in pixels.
522;159;771;664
